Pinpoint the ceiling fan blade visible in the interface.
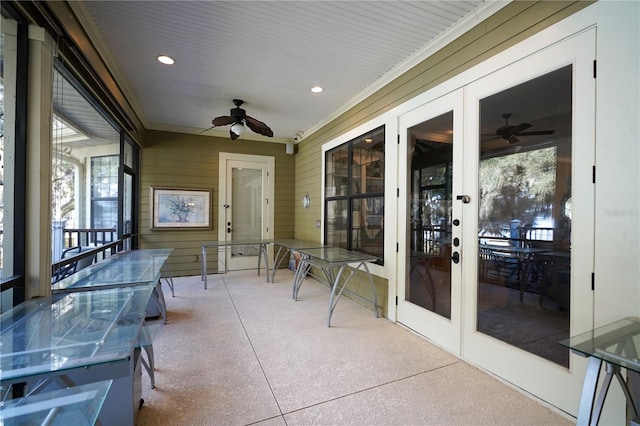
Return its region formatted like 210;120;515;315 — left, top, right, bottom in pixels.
212;115;236;126
514;122;533;133
516;129;555;136
245;115;274;137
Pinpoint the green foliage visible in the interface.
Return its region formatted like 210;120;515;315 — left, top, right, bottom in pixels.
479;147;556;234
52;159;75;222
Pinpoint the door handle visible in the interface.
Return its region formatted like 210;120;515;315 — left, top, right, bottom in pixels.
227;228;232;233
451;251;460;264
456;195;471;204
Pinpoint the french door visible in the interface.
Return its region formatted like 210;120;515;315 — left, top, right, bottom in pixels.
218;153;274;271
398;29;595;414
397;89;464;355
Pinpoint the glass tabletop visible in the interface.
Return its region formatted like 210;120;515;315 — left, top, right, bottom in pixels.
138;323;163;348
1;286;153;382
298;247;378;263
273;239;327;249
202;240;274;248
52;249;172;292
1;380;112;425
558;317;640;373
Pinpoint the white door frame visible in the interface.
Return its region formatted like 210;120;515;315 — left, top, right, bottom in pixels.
460;28;595;415
218;152;275;271
397;89;464;355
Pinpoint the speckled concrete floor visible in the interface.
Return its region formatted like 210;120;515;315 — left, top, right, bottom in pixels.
137;270;573;425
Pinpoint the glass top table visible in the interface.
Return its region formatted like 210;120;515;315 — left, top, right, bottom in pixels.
559;317;640;372
0;380;112;425
270;239;328;282
297;246;378;264
293;246;379;327
0;285;153;384
52;248;173;293
559;317;640;425
201;240;274;289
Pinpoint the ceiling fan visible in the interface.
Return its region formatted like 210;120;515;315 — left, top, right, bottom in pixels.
492;113;555;144
210;99;273;140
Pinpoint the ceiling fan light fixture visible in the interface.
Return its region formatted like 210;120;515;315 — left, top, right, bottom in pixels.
210;99;273;139
230;122;244;138
157;55;175;65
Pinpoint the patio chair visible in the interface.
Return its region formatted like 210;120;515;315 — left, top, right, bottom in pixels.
52;246;96;282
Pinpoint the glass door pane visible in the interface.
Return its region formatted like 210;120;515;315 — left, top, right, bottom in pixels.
231;167;263;245
225;160;268;271
477;65;572;367
407;112;453;319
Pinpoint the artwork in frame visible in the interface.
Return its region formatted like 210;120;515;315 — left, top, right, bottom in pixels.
150;187;212;230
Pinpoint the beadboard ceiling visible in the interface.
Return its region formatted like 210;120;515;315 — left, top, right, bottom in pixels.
67;1;500;143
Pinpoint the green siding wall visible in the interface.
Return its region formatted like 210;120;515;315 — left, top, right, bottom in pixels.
139;130;295;276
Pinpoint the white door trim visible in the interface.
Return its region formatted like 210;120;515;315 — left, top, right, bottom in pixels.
218;152;275;270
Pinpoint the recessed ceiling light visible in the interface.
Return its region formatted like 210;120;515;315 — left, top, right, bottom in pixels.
311;86;323;93
157;55;175;65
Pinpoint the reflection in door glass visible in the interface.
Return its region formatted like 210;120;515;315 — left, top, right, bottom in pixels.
406;112;453;320
477;66;572;367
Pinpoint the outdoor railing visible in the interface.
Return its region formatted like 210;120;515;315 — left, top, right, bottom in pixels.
63;227;117;248
51;234;135;284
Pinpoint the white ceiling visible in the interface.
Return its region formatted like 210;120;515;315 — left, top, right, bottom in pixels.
68;0;500;143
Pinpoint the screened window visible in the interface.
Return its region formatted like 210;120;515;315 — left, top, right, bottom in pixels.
325;126;385;263
51;66;123;258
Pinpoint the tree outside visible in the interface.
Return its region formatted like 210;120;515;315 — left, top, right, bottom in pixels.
478;147;557;237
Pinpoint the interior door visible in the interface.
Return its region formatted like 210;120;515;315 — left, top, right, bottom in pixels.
218;153;274;271
461;29;595;415
397;89;464;355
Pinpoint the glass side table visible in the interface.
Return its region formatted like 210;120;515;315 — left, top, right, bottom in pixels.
559;317;640;425
0;380;112;425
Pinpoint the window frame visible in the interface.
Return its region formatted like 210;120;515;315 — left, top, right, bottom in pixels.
324;126;385;264
120;134;139;250
0;5;28;307
90;154;119;240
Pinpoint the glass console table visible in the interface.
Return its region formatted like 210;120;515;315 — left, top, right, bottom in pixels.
293;246;379;327
201;240;273;289
52;248;174;292
0;380;112;425
52;248;175;322
559;317;640;425
270;239;327;283
1;286;153;425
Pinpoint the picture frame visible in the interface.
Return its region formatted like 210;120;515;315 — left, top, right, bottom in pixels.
150;187;212;230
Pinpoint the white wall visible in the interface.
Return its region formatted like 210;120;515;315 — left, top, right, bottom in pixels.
591;1;640;325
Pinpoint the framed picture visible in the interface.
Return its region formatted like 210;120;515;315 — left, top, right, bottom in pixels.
150;187;212;230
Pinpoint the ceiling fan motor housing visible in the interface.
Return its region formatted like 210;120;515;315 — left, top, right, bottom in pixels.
230;107;246;122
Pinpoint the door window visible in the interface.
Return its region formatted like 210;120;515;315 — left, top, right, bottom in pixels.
477;65;572;367
407;112;454;319
231;167;263;252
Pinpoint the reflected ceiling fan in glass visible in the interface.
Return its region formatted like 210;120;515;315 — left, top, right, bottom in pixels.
484;113;555;144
